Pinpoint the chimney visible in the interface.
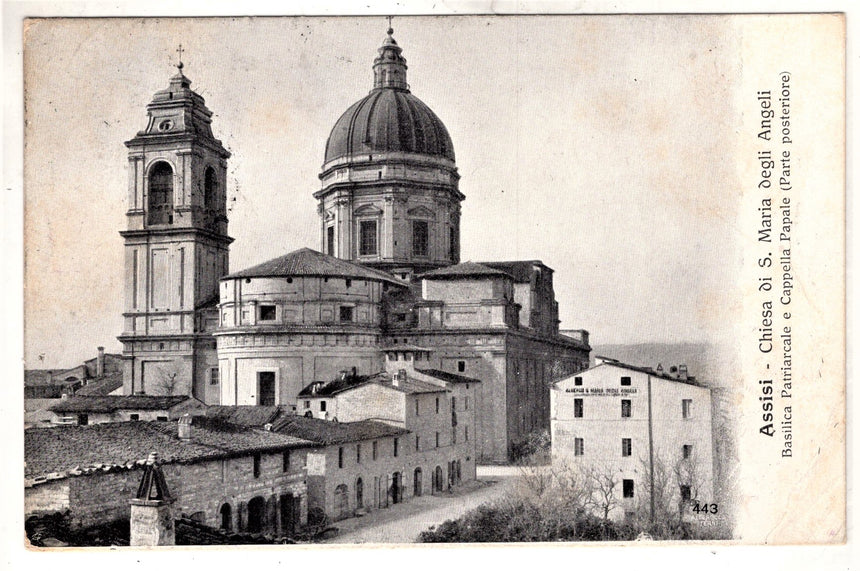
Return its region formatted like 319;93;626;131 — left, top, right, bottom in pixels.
178;414;192;440
129;452;175;546
393;369;407;387
97;346;105;378
656;363;663;373
678;364;688;380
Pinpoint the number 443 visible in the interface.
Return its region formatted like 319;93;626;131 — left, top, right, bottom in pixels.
692;502;719;514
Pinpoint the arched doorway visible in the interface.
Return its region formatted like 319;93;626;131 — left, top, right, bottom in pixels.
413;468;423;497
391;472;403;504
434;466;444;493
247;496;266;533
356;477;364;509
334;484;349;519
219;503;232;531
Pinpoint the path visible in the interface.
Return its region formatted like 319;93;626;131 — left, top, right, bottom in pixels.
322;466;521;544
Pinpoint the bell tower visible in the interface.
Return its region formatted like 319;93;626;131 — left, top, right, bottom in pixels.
119;54;231;402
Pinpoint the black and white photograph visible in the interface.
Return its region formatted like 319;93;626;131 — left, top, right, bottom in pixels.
6;5;846;559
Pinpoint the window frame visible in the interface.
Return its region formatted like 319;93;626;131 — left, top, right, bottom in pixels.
623;479;635;498
682;399;693;419
412;219;429;257
574;437;584;456
621;399;632;418
574;398;584;418
622;438;632;457
258;304;277;322
358;219;379;257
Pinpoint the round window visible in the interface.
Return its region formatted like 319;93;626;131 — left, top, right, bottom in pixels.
157;119;174;132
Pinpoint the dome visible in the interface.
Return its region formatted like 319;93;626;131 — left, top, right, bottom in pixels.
324;89;455;163
323;29;455;164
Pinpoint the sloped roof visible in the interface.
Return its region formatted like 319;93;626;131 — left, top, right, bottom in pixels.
224;247;403;285
415;368;482;385
25;419;313;482
480;260;549;283
24;370;54;386
298;372;445;398
270;415;409;445
418;261;514;280
204;405;291;427
562;357;702;388
74;373;124;396
49;395;194;414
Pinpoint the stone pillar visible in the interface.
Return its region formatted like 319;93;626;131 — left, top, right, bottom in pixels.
130;452;175;546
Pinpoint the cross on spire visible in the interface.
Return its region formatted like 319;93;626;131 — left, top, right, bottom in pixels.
176;44;185;71
387;16;393;36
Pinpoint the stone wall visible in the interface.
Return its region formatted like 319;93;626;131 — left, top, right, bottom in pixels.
25;449;309;534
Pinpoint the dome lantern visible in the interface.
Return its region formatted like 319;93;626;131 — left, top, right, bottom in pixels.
373;28;409;91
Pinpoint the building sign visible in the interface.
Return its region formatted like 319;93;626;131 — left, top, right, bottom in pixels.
564;387;638;396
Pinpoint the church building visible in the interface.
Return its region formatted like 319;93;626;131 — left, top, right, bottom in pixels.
119;28;591;463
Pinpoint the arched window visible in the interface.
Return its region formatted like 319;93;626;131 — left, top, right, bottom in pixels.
355;477;364;509
148;162;174;225
219;503;232;531
204;167;217;208
434;466;444;493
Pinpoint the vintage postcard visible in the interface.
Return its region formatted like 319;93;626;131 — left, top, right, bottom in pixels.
8;8;846;559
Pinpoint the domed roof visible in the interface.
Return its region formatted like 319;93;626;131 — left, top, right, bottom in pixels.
325;89;455;163
323;29;455;164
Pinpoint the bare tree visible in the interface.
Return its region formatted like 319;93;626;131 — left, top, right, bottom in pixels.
584;464;622;524
152;364;182;396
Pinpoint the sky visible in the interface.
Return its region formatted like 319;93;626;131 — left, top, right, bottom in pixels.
22;15;742;368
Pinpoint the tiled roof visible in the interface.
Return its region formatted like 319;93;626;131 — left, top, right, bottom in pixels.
74;373;124;396
224;247;403;285
204;405;291;427
572;357;702;387
415;368;482;384
480;260;547;283
418;261;514;280
271;415;409;445
298;372;445;397
297;372;387;397
25;419;314;483
381;343;433;352
49;395;192;413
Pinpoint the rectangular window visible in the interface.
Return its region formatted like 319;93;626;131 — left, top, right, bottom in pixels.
680;485;692;502
622;438;632;457
393;438;399;457
682;399;693;419
415;398;419;416
449;225;458;262
259;304;276;321
156;416;168;421
415;435;420;451
436;432;440;448
574;398;583;418
372;441;378;460
339;306;354;322
623;479;635;498
452;428;457;444
320;400;327;412
253;453;261;478
210;367;219;385
359;220;378;256
304;400;310;409
412;220;429;256
464;396;469;410
130;414;140;421
258;371;276;406
620;376;631;386
621;399;632;418
457;360;466;373
574;437;584;456
436;397;440;414
465;426;469;441
683;444;693;459
338;447;344;469
356;444;361;464
574;376;583;386
327;225;335;256
283;450;291;472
